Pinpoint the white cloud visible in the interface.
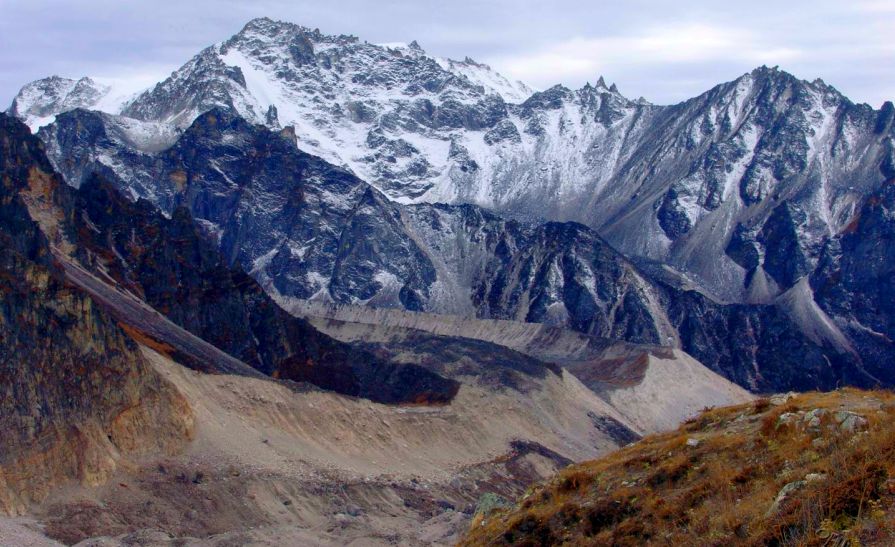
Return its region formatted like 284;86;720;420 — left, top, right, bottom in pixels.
854;0;895;13
488;23;803;92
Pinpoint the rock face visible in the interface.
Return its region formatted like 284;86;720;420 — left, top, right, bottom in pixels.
7;18;895;391
7;76;114;130
2;112;459;407
10;19;894;303
811;177;895;385
42;107;671;343
594;71;893;303
659;288;865;391
0;114;193;514
32;108;873;393
76;174;461;404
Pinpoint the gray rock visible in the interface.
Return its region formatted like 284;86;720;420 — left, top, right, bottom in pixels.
345;504;363;517
770;392;797;406
474;492;511;517
767;480;806;516
776;412;802;428
833;411;868;433
805;473;827;483
804;408;829;430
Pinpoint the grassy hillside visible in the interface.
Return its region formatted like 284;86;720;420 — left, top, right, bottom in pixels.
461;389;895;546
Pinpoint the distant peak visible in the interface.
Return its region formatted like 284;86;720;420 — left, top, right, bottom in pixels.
739;65;794;86
232;17;355;47
231;17;298;45
546;83;572;93
460;56;489;69
408;40;423;52
747;65;788;80
577;79;639;105
752;64;779;74
245;16;276;26
741;65;844;96
25;75;80;89
240;16;288;33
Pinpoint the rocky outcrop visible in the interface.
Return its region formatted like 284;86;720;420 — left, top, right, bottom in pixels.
3;112;460;405
0;114;193;514
460;390;895;546
34;107;882;393
659;288;863;391
11;21;894;305
811;178;895;385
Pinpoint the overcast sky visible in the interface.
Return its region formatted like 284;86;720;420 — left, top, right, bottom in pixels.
1;0;893;108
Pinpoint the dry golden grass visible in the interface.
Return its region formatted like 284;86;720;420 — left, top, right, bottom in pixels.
461;389;895;546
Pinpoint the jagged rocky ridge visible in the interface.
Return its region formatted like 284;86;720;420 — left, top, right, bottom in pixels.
811;177;895;385
8;18;895;391
39;107;666;336
30;106;880;392
0;112;460;405
9;18;532;200
10;18;895;304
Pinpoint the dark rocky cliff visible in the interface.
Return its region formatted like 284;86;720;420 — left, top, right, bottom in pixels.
0;114;193;514
36;108;884;393
2;112;460;405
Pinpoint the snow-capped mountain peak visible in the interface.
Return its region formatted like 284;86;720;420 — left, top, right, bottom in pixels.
8;18;894;305
9;76;111;131
434;56;534;104
11;16;536;199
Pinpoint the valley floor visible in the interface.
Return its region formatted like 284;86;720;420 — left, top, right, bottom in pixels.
6;347;620;545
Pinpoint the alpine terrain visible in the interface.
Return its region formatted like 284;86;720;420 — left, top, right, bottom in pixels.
0;14;892;546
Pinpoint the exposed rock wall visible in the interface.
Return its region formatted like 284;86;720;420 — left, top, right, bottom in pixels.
0;115;193;515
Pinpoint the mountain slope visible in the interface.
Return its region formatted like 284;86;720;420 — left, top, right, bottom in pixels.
3;112;735;546
40;107;672;339
10;19;893;303
597;69;895;302
34;106;877;392
8;18;894;392
0;114;193;515
288;302;753;435
811;177;895;385
11;18;533;201
2;111;460;405
2;115;729;544
461;389;895;546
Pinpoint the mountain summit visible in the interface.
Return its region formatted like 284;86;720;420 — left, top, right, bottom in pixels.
8;17;895;394
1;14;894;545
10;20;893;304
